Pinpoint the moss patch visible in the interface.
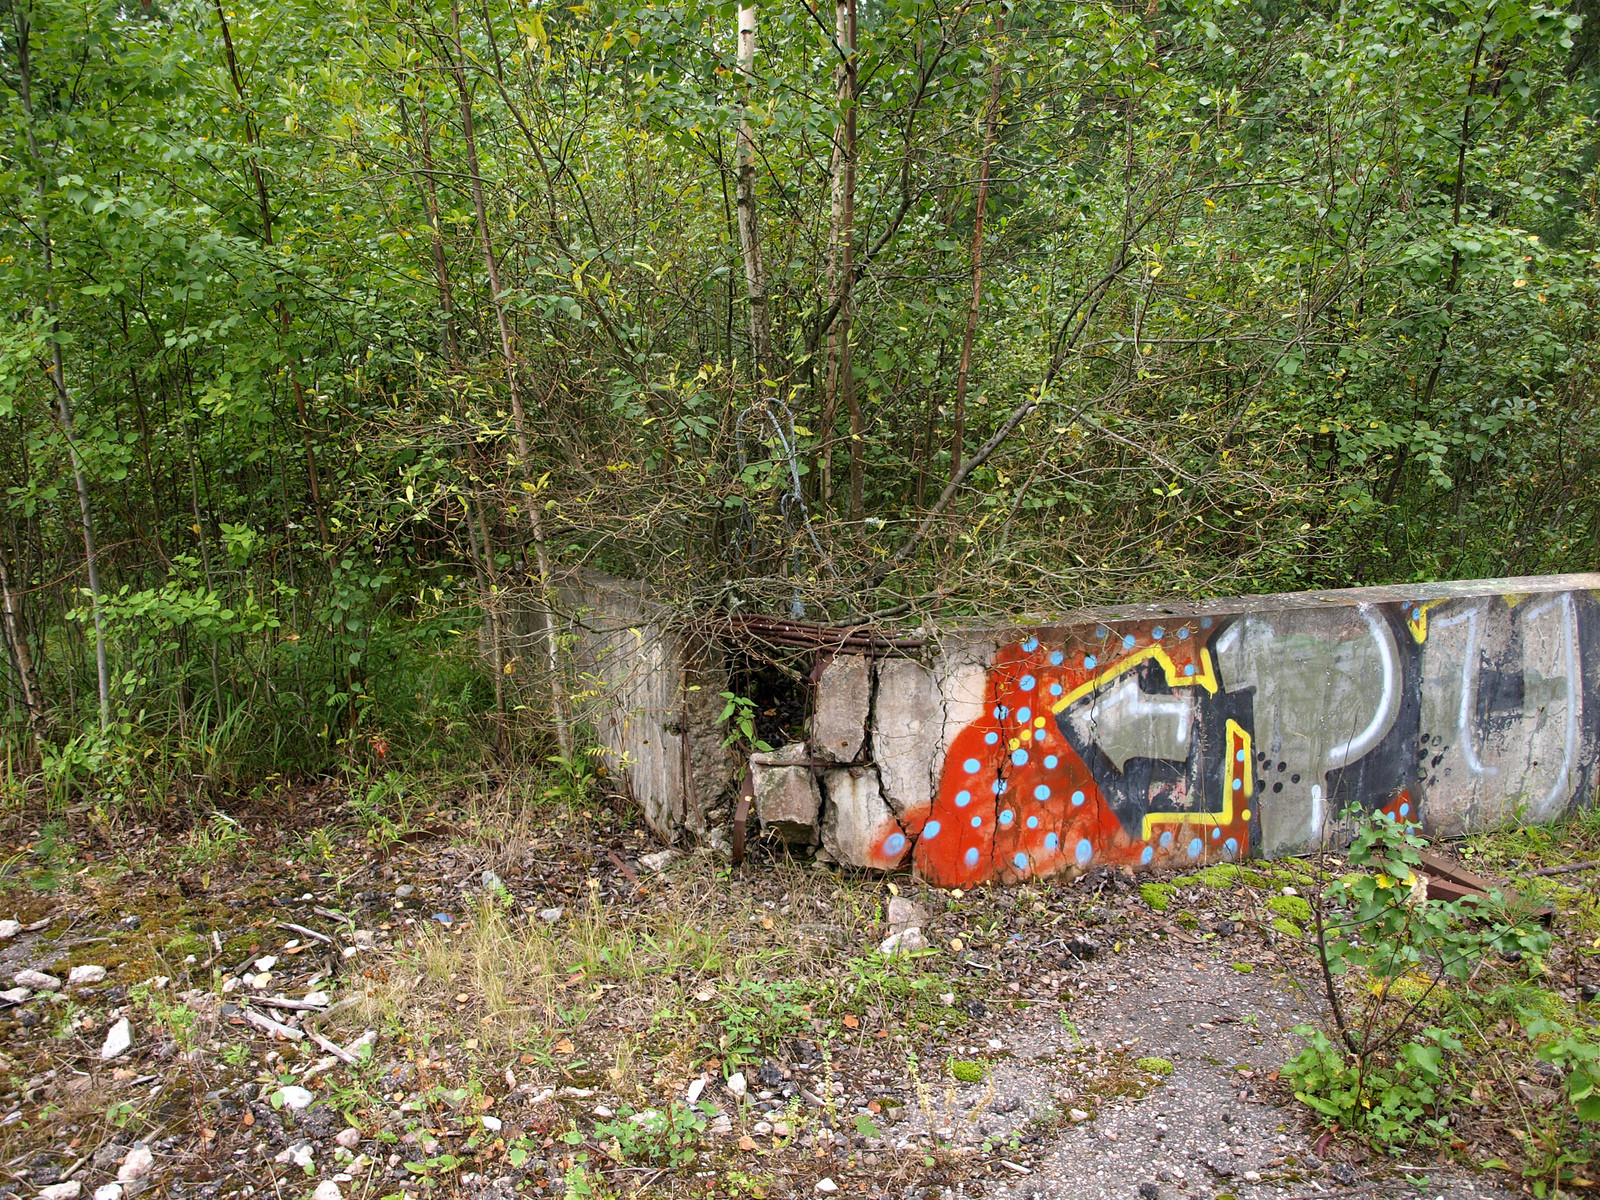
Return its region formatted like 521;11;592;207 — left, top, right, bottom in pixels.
1268;893;1312;923
1136;1057;1174;1075
1140;883;1173;912
950;1059;985;1084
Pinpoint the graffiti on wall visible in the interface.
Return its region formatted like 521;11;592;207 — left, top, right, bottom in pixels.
893;590;1600;888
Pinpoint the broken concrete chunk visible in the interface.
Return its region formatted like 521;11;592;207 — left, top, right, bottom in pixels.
812;655;872;762
100;1017;132;1060
877;927;930;956
751;745;822;845
14;969;60;992
821;769;908;869
872;657;940;814
886;896;928;932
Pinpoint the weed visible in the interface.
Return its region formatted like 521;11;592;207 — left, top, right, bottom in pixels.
593;1102;713;1166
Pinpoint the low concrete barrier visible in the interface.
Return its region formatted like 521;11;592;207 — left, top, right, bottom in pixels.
571;573;1600;884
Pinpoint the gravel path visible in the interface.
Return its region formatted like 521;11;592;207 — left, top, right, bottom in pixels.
925;937;1525;1200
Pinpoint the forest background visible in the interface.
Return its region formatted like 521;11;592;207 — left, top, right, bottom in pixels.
1;0;1598;800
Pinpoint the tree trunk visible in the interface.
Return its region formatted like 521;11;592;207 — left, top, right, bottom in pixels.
734;3;772;381
950;9;1006;483
820;0;859;518
15;10;111;733
450;3;571;755
0;538;45;748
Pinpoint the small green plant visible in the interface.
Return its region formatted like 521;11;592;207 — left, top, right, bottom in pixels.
179;811;250;865
592;1102;713;1165
1136;1056;1174;1075
715;692;772;754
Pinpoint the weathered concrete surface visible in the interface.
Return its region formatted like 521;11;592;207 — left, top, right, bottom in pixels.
568;571;1600;884
752;743;822;845
871;657;940;816
557;572;734;842
813;655;872;762
819;768;908;869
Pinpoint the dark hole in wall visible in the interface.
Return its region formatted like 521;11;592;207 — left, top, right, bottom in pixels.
724;649;813;750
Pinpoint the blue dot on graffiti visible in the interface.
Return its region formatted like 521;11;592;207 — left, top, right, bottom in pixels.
1095;625;1109;639
1187;837;1202;858
999;809;1014;827
964;847;980;868
1044;755;1059;769
1201;617;1213;628
1122;634;1135;649
963;758;982;774
1184;664;1196;676
1141;845;1154;865
1232;778;1242;792
1012;749;1029;766
1020;675;1036;691
992;779;1008;795
1013;852;1029;870
1034;729;1049;744
993;705;1010;720
971;815;982;828
1017;707;1032;723
1050;683;1063;696
1027;815;1040;829
1050;651;1064;666
1235;748;1245;762
955;790;972;808
1044;832;1060;852
1399;802;1411;817
1084;654;1098;669
1071;790;1086;806
1177;627;1190;639
1225;837;1239;856
924;820;941;838
1076;838;1093;865
1212;827;1222;839
985;731;999;745
884;833;906;855
1034;784;1051;801
1023;637;1039;652
1160;831;1174;848
1152;626;1164;639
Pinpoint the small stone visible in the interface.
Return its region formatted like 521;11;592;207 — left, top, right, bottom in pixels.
1;987;30;1003
990;1095;1021;1115
686;1077;708;1105
1138;1185;1160;1200
886;897;928;931
753;1121;773;1135
710;1112;733;1135
639;849;676;872
254;956;277;972
395;885;415;899
14;970;61;992
1069;1109;1090;1122
275;1085;315;1111
1066;936;1099;961
101;1018;132;1060
312;1182;342;1200
117;1146;155;1183
119;915;141;930
815;1180;838;1194
69;965;107;985
303;991;329;1007
538;908;563;924
0;919;19;940
93;1185;122;1200
334;1128;361;1150
877;927;929;957
726;1072;747;1101
771;1120;791;1137
38;1183;81;1200
481;1116;502;1132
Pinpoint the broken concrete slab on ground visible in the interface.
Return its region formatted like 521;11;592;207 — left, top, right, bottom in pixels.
562;570;1600;881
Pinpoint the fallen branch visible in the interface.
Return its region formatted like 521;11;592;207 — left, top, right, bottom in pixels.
1530;859;1600;877
243;1008;303;1042
277;921;335;945
307;1029;357;1064
252;995;327;1012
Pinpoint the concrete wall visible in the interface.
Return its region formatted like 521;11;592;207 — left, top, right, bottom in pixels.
575;572;1600;884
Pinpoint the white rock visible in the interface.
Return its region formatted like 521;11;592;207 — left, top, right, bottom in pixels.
1;987;30;1003
38;1183;81;1200
816;1179;839;1194
877;927;930;957
0;919;19;940
254;956;277;972
710;1112;733;1135
14;969;60;991
481;1116;502;1132
638;850;676;873
685;1077;707;1105
93;1184;122;1200
100;1018;132;1060
886;896;929;931
275;1085;315;1111
118;1145;155;1182
334;1128;361;1150
69;965;107;985
250;973;271;990
312;1182;342;1200
303;991;329;1007
537;908;563;924
726;1072;747;1101
1069;1108;1090;1122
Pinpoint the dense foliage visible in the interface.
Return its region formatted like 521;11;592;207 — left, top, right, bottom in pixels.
1;0;1597;790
